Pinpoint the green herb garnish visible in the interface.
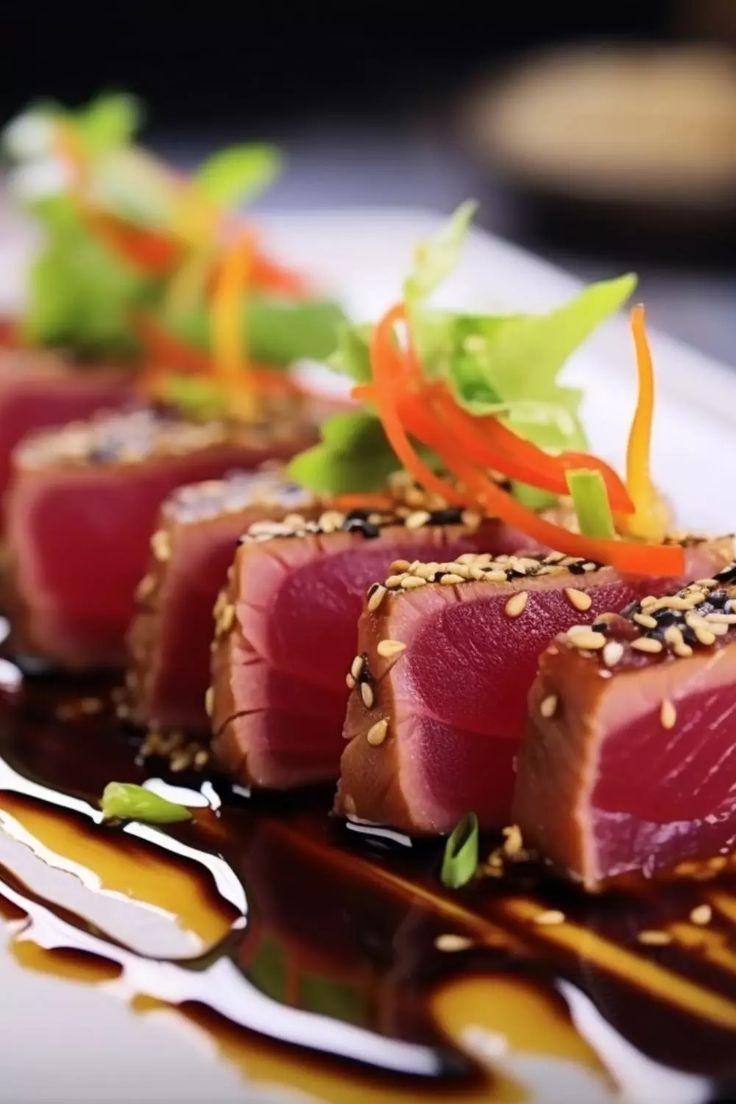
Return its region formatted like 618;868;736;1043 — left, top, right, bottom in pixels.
440;812;479;889
567;468;616;539
288;203;635;498
100;782;192;825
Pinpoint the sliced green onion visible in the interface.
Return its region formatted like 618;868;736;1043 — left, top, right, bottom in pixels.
100;782;192;825
566;468;615;539
440;812;479;889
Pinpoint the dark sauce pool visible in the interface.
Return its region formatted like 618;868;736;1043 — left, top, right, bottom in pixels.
0;672;735;1102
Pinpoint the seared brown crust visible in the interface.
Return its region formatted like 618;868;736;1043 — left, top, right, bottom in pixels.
4;407;316;669
513;557;736;886
335;539;736;833
208;518;513;785
125;470;320;731
335;552;610;830
15;402;313;471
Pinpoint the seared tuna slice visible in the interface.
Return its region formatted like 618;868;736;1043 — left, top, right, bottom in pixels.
5;409;314;670
514;559;736;887
0;349;132;509
336;539;736;834
126;469;319;732
210;511;527;789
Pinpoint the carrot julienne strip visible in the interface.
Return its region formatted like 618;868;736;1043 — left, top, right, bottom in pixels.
366;303;683;576
210;231;257;420
370;305;464;506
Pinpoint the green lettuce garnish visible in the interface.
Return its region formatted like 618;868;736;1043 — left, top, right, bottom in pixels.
289;412;399;493
164;296;345;365
4;93;344;365
289;204;635;500
194;144;282;208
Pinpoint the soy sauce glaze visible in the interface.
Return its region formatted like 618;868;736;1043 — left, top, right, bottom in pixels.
0;675;735;1101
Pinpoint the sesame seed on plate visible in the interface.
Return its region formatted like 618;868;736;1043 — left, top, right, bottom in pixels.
533;909;566;926
690;904;712;926
637;929;672;946
435;933;473;952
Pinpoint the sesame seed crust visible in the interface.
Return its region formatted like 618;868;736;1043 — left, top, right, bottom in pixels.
16;409;308;471
379;552;603;595
560;557;736;674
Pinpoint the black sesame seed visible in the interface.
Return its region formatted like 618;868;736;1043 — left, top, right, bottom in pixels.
427;507;464;526
343;517;381;539
568;562;586;575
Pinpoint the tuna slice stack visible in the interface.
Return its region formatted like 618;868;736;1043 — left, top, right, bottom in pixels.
126;469;319;733
0;349;132;509
5;408;314;669
209;508;529;789
335;539;735;834
514;560;736;887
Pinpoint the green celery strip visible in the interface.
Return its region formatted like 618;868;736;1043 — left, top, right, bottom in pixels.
566;468;615;539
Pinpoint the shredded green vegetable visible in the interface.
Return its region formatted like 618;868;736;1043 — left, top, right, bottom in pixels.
100;782;192;825
440;812;479;889
566;468;616;539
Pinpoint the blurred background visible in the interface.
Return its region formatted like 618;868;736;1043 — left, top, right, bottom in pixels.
5;1;736;361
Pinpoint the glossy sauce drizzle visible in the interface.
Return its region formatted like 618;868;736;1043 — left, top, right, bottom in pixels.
0;676;734;1102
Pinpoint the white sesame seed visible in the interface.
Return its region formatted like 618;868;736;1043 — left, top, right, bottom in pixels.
351;655;364;680
634;612;658;630
435;933;473;952
345;673;356;690
640;595;657;608
440;573;465;586
505;591;529;619
706;612;736;624
367;585;387;612
390;559;411;573
564;587;592;612
660;700;677;729
533;909;566;926
385;574;404;588
540;694;558;719
502;824;524;856
568;630;606;651
637;929;672;946
377;639;406;658
461;510;482;530
318;509;345;534
151;529;171;562
401;576;427;589
602;641;624;668
631;637;664;654
690;904;712;926
405;510;431;530
360;682;375;709
366;718;389;746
